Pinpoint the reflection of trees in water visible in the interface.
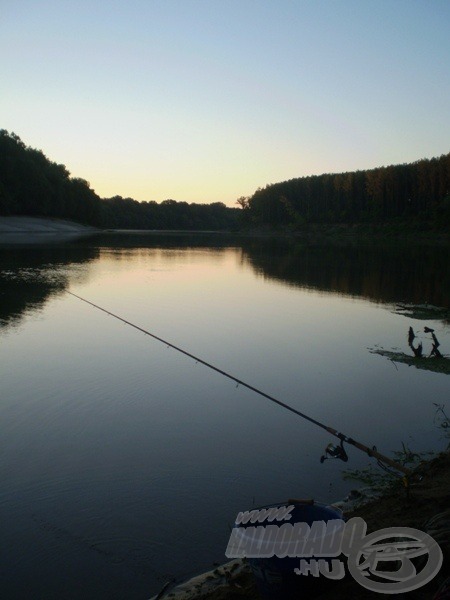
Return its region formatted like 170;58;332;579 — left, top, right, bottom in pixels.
97;232;241;250
98;233;235;264
97;234;450;309
0;244;99;329
0;233;237;330
2;234;449;332
0;233;238;332
239;238;450;310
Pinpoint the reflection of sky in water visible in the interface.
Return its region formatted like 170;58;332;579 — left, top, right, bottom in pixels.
0;238;449;599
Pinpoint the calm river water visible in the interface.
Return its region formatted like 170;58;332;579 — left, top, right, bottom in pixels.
1;233;449;599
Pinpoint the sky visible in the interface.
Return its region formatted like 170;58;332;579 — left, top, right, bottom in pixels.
1;0;449;206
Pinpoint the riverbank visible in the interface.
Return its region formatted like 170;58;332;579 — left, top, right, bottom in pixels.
1;216;449;244
0;216;98;244
241;222;450;244
152;452;450;599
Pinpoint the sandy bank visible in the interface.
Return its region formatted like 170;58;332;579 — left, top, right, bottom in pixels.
0;216;98;244
0;216;97;233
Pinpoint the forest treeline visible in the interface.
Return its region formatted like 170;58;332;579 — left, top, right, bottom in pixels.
0;130;239;230
0;130;102;226
242;152;450;229
1;129;449;231
100;196;239;230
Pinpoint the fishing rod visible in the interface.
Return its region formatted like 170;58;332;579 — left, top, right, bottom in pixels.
67;291;413;478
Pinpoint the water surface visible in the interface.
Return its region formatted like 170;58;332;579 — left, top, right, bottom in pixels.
1;233;449;598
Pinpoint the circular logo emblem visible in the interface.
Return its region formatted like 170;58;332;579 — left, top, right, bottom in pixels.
348;527;443;594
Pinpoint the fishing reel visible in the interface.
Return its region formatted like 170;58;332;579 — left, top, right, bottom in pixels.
320;439;348;463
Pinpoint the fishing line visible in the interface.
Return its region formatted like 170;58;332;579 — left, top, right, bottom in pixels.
67;291;412;477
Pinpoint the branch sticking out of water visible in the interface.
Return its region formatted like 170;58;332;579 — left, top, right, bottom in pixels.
369;326;449;374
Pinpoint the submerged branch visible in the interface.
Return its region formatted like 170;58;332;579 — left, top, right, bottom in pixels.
370;348;450;374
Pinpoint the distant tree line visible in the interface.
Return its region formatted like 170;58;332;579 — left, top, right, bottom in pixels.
2;129;449;231
0;130;239;230
241;153;450;229
100;196;239;230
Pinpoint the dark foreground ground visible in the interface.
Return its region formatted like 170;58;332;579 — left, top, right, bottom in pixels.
158;452;450;600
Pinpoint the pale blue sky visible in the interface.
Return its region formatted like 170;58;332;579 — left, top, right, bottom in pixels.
1;0;449;205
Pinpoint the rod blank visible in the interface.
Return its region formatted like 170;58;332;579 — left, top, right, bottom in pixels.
67;291;412;476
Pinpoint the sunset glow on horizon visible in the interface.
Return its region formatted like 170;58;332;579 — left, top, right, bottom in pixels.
1;0;449;206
